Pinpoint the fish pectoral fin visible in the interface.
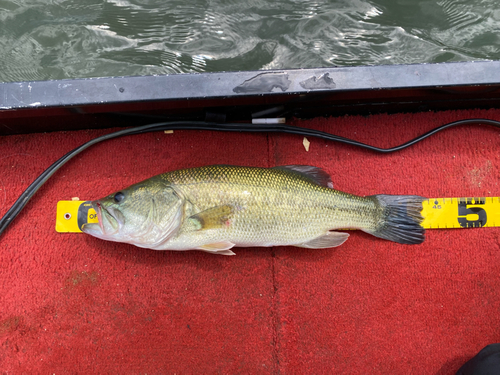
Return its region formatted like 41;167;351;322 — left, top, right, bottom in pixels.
296;231;349;249
189;205;234;230
197;241;236;255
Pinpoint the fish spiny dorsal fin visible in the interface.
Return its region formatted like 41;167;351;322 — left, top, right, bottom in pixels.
273;165;333;188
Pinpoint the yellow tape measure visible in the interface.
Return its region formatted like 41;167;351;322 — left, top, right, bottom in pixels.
56;197;500;233
421;197;498;229
55;200;98;233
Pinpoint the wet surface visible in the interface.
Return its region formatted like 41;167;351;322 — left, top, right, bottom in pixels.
233;73;291;93
1;0;500;82
300;73;336;90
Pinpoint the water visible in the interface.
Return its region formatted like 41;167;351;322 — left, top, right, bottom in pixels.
1;0;499;82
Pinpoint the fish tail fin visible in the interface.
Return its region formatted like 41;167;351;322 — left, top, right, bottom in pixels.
365;194;426;245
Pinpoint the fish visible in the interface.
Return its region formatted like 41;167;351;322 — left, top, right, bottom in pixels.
82;165;425;255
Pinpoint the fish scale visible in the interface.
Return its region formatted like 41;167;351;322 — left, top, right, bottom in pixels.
166;166;354;244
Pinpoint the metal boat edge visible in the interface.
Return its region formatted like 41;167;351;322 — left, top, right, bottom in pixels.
1;61;500;134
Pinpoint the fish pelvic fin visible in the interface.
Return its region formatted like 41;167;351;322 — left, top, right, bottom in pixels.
367;194;425;245
197;241;236;255
295;231;349;249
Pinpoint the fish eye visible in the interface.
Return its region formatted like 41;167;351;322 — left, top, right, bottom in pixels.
113;192;125;203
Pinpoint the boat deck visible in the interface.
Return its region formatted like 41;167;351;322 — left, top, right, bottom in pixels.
1;62;500;373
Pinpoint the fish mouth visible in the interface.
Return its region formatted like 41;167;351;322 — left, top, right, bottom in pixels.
82;201;120;237
93;201;104;233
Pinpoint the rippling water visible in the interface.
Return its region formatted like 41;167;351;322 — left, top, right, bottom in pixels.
1;0;499;82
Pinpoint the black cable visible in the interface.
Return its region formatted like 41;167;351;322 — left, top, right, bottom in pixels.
1;118;500;237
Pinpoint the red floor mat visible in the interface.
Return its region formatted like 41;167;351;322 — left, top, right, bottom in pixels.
1;109;499;373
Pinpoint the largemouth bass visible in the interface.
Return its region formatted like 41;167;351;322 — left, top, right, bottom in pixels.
82;165;425;255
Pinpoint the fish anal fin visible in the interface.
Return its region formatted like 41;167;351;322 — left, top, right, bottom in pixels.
296;231;349;249
273;165;333;188
197;241;236;255
189;205;234;230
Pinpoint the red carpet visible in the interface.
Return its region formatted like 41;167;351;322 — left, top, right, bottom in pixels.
1;109;499;373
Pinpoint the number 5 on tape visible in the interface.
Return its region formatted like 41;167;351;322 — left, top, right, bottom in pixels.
421;197;500;229
55;201;98;233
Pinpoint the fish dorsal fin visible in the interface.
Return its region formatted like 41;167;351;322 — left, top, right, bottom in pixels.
189;205;234;230
273;165;333;188
295;231;349;249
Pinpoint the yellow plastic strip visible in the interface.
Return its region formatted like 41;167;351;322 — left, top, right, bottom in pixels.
56;197;500;233
422;197;500;229
55;200;97;233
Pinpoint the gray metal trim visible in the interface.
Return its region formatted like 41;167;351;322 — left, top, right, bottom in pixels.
1;60;499;111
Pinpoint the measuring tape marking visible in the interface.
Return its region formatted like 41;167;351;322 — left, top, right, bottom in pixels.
421;197;499;229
